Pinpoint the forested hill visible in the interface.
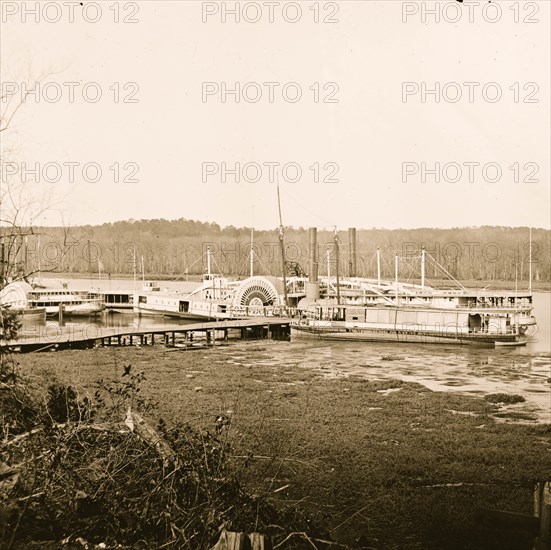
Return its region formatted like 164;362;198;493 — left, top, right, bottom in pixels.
26;219;551;283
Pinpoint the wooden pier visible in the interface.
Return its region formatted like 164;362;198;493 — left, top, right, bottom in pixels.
5;318;291;353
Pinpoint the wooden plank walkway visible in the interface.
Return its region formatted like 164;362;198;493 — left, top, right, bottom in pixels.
4;318;291;353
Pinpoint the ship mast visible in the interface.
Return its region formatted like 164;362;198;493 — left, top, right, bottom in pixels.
24;236;28;279
377;247;381;286
249;227;254;277
207;246;212;277
334;228;341;305
132;246;136;291
276;178;288;307
421;246;425;289
250;201;255;278
529;227;532;293
394;253;399;303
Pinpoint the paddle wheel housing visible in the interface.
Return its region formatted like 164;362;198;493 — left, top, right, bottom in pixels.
232;276;282;307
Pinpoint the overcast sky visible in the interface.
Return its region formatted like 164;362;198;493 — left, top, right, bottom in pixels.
1;0;549;230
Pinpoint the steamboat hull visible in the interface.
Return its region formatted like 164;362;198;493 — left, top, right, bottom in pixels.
61;307;105;317
292;324;524;347
133;305;233;321
30;289;105;317
44;303;105;316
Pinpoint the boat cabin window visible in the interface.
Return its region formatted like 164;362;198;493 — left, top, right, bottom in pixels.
324;307;345;321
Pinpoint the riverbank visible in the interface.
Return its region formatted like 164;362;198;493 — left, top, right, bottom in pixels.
17;343;551;549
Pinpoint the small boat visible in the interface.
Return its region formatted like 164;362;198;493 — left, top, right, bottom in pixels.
0;282;47;322
495;340;527;347
28;285;105;316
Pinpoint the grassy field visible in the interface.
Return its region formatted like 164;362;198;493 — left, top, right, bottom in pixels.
17;343;551;549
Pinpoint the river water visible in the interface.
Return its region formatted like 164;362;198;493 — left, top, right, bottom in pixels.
23;277;551;422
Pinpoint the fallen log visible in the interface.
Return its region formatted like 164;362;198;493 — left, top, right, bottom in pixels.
124;406;177;468
211;530;272;550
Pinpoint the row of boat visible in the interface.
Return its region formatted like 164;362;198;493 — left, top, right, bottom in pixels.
130;271;536;346
0;266;537;347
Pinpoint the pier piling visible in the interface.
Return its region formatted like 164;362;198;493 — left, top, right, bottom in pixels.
6;318;292;353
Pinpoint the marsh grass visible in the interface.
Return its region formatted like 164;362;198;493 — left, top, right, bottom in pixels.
485;393;526;405
14;344;551;549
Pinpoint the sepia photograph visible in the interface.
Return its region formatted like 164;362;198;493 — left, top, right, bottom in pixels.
0;1;550;548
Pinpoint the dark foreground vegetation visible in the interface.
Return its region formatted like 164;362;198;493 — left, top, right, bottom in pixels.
2;344;551;549
0;354;324;549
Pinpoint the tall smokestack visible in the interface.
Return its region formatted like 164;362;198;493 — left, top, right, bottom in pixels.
308;227;318;282
348;228;357;277
306;227;320;300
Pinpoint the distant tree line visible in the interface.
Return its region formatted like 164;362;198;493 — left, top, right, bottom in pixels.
9;219;550;284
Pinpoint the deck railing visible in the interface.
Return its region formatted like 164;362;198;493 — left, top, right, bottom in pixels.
228;305;299;318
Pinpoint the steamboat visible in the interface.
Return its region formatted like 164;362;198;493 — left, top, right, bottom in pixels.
291;228;536;347
28;286;105;316
132;248;288;320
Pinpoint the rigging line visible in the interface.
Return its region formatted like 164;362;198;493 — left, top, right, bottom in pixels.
425;254;462;290
380;253;394;278
173;247;214;280
425;252;466;290
253;252;272;277
359;254;375;272
399;262;414;283
251;247;267;268
210;254;226;277
401;255;423;282
173;252;203;280
279;186;335;228
236;247;265;278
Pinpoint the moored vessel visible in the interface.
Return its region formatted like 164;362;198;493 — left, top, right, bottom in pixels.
28;285;105;316
0;281;47;322
291;229;536;348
